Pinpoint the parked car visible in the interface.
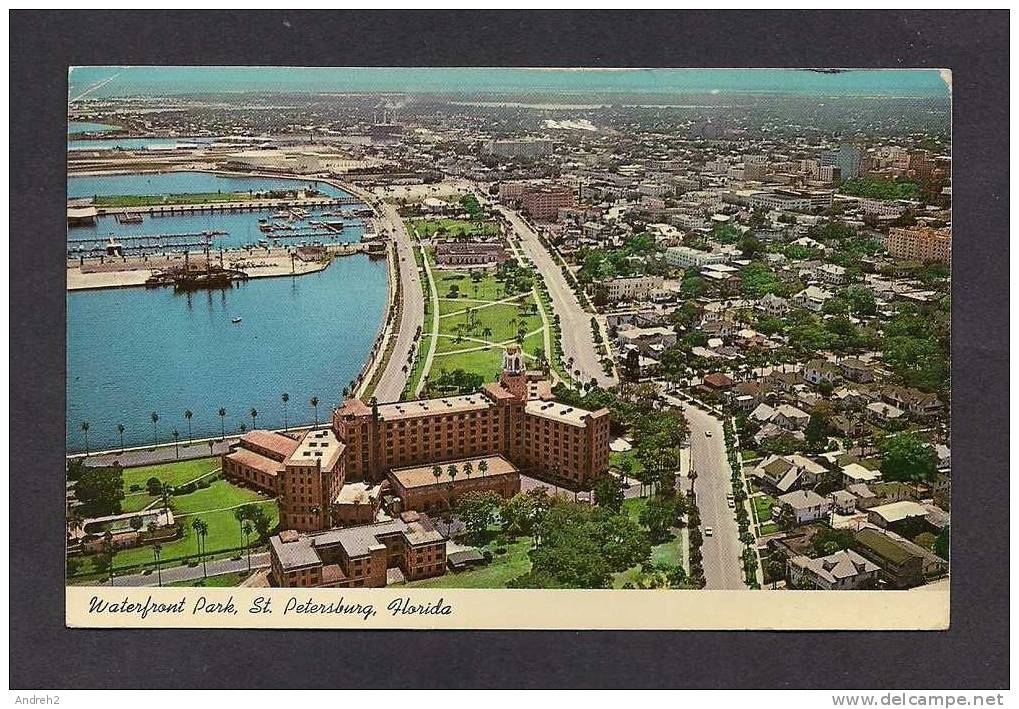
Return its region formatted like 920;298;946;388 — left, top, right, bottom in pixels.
705;430;713;438
705;527;714;537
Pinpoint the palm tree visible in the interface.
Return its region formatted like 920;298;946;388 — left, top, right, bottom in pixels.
463;461;474;485
183;409;193;442
116;423;125;451
160;482;172;517
191;517;209;579
310;396;319;426
171;429;180;458
150;412;160;446
477;459;488;477
242;521;253;572
234;507;247;548
446;463;458;510
281;393;290;432
152;542;163;587
80;421;90;456
218;407;227;440
249;407;258;430
432;465;443;489
102;530;115;586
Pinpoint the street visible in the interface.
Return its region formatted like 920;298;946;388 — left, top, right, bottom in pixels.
672;398;748;590
369;202;426;403
109;552;269;587
496;204;616;388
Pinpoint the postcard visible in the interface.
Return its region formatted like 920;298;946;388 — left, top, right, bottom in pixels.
64;66;951;629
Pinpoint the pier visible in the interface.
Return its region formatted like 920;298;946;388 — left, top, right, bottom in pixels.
93;195;361;217
66;231;223;255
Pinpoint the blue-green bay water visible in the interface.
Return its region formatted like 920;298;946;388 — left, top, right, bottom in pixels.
66;171;388;451
68;67;950;99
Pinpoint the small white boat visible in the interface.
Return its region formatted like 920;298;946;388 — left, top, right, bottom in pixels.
231;317;243;324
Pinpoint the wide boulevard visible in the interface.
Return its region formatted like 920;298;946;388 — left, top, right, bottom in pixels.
667;394;748;590
370;202;425;403
495;203;616;388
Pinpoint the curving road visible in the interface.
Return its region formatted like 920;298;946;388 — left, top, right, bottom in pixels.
369;202;425;403
675;399;748;590
495;204;616;388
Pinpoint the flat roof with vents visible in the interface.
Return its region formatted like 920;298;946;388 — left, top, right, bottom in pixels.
377;394;493;421
524;400;593;427
285;427;344;471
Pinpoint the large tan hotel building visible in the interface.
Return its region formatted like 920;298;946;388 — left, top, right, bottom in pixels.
223;347;611;587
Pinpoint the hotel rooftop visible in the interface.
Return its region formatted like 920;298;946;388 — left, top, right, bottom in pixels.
284;427;344;470
524;399;598;427
389;454;518;489
377;394;493;420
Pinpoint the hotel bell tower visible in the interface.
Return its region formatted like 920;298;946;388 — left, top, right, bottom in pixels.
499;344;528;400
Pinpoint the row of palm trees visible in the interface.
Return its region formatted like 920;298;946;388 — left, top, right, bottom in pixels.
78;393;329;454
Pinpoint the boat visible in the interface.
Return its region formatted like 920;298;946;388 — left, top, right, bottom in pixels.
231;317;243;324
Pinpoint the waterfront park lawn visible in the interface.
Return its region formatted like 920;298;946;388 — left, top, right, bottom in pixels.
120;455;223;512
72;456;278;581
427;267;546;382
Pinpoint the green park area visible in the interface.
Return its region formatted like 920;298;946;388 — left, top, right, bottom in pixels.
406;217;500;240
69;456;278;582
120;456;222;513
410;244;549;392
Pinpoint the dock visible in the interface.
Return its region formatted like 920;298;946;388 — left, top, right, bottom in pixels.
93;195;361;217
66;231;224;255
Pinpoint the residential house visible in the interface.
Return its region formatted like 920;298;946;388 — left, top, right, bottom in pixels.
839;358;876;383
788;549;880;590
803;359;841;386
831;489;858;515
792;285;833;312
778;489;832;525
773;403;810;431
853;528;947;589
846;483;880;510
751;454;826;495
758;293;790;316
842;462;882;487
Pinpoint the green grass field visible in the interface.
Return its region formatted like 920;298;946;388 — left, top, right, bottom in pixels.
120;456;223;511
74;457;278;576
168;571;247;588
413;259;547;385
109;498;277;570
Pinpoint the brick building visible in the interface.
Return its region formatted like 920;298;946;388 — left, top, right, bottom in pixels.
269;512;446;588
883;226;952;264
434;240;509;267
520;186;575;222
334;346;610;495
388;454;520;515
234;346;611;538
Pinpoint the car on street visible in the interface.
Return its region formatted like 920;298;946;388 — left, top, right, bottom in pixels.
705;527;714;537
705;430;713;437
